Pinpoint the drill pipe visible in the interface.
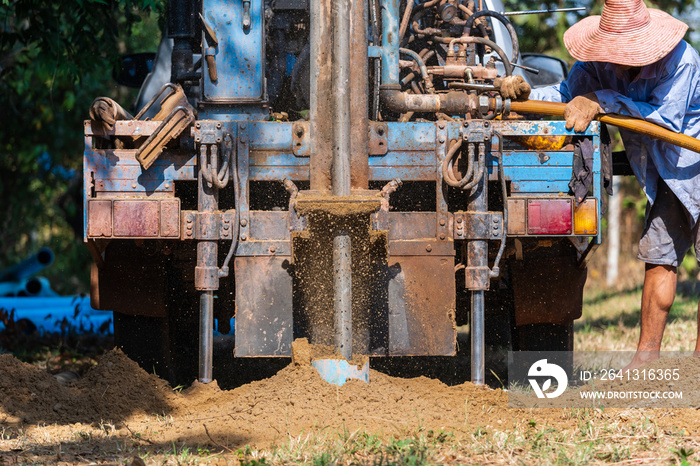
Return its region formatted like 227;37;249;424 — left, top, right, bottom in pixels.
510;100;700;154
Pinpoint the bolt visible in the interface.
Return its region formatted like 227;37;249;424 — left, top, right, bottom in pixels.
463;121;469;128
439;219;446;226
216;122;222;129
438;122;446;130
164;183;170;189
457;217;463;224
195;136;201;142
426;244;432;252
240;123;247;130
132;183;137;189
484;134;490;142
187;231;192;237
376;125;385;136
223;224;230;230
240;136;247;145
439;136;445;144
241;234;248;241
196;122;201;129
216;137;222;143
439;233;446;240
484;121;490;128
295;126;304;137
241;219;248;227
493;217;498;223
269;246;277;253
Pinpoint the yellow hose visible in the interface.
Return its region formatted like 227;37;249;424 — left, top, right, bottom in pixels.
510;100;700;154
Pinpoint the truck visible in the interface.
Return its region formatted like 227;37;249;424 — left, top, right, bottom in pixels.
83;0;605;386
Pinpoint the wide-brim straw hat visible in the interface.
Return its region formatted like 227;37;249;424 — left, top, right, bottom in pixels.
563;0;688;66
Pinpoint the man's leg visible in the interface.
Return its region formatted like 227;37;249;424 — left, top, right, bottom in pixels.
624;263;677;371
695;299;700;357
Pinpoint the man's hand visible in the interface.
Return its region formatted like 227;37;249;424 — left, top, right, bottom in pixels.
564;94;603;133
494;75;531;101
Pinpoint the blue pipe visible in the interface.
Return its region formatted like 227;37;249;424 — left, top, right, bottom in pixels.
380;0;400;87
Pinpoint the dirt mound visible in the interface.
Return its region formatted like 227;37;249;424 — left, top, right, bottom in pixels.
2;347;700;457
0;354;71;424
70;348;176;421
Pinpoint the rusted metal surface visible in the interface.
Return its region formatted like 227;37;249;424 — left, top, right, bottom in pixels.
510;255;586;326
234;256;293;356
113;200;159;237
387;255;456;356
350;0;369;190
160;200;181;237
87;201;113;237
368;123;389;155
453;212;502;240
309;0;333;190
292;123;309;156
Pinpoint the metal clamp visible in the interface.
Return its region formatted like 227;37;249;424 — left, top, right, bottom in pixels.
454;212;502;240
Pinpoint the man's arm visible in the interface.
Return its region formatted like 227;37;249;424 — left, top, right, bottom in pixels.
529;61;603;103
594;62;696;133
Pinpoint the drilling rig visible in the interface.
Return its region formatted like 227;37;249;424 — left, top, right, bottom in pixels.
84;0;604;385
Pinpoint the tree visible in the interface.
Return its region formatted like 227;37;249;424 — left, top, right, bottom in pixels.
0;0;163;292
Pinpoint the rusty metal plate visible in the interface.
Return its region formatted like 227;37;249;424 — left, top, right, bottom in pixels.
506;199;526;235
387;255;456;356
369;123;388;155
160;200;180;237
88;200;113;238
234;256;293;356
113;200;159;237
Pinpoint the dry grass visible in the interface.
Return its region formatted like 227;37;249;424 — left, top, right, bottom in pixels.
576;282;699;352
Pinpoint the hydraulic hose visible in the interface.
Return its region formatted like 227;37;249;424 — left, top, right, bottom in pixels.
510;100;700;154
464;10;520;64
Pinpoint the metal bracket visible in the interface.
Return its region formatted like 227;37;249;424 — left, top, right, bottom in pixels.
369;122;388;155
192;121;224;145
292;123;310;156
181;210;236;240
461;120;493;143
454;211;502;240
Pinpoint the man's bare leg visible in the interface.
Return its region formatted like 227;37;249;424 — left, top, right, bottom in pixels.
623;264;677;371
694;299;700;357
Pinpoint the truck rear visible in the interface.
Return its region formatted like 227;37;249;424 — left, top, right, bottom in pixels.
84;0;604;385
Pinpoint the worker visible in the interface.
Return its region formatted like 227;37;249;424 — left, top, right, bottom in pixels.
503;0;700;370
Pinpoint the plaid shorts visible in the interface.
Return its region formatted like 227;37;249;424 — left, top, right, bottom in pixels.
638;180;700;267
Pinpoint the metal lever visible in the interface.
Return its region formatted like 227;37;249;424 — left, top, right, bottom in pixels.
242;0;251;29
493;57;540;74
500;7;586;16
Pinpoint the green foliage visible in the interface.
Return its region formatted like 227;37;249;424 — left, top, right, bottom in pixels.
0;0;163;293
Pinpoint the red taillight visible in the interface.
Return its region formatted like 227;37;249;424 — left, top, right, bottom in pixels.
527;199;572;235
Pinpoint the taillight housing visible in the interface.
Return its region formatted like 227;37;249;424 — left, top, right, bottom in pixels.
506;197;598;236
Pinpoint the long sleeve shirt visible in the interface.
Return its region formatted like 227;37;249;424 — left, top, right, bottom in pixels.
530;40;700;224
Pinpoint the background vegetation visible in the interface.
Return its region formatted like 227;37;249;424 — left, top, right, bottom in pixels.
0;0;698;294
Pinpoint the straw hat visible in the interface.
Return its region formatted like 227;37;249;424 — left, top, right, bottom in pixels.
563;0;688;66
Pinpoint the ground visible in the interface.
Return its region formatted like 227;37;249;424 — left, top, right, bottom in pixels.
1;278;700;465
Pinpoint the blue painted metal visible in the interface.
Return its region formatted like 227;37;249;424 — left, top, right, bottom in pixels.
311;359;370;386
201;0;265;104
380;0;400;86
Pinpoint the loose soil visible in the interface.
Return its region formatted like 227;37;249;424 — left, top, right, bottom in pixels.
2;345;700;464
